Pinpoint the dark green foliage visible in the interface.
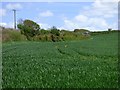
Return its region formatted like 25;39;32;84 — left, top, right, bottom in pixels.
17;19;40;40
74;29;89;32
40;29;50;35
51;34;62;42
49;26;60;42
108;28;112;31
91;30;119;36
50;26;60;36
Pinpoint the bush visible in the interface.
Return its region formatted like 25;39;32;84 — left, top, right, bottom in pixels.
2;28;27;42
33;34;52;42
50;26;60;36
40;29;50;35
17;19;40;40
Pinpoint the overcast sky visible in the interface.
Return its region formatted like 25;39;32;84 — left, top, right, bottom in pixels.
0;0;118;31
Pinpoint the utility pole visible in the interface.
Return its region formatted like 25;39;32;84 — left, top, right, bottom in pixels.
12;9;17;29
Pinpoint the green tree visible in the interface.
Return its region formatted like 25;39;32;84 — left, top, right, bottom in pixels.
17;19;40;40
50;26;61;42
40;29;50;35
50;26;60;36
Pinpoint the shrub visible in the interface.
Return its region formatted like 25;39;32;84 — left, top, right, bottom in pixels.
40;29;50;35
17;19;40;40
50;26;60;36
2;28;27;42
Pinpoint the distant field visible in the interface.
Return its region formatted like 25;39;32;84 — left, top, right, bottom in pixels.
2;32;118;88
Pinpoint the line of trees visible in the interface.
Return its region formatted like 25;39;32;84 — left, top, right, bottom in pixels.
17;19;90;42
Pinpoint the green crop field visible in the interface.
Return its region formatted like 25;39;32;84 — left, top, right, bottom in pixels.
2;32;118;88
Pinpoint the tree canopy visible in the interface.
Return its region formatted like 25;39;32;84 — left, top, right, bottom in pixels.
17;19;40;40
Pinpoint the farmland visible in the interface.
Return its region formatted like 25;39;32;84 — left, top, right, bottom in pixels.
2;32;118;88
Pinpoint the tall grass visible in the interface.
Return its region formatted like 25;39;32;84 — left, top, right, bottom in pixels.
2;28;27;42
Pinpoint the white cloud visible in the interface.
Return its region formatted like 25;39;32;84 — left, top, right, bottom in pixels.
38;23;50;29
0;9;6;17
59;0;118;31
39;10;53;17
6;3;22;10
63;19;79;30
61;17;110;31
0;22;7;27
75;15;88;22
0;22;14;28
88;17;109;28
83;0;118;18
7;22;14;28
